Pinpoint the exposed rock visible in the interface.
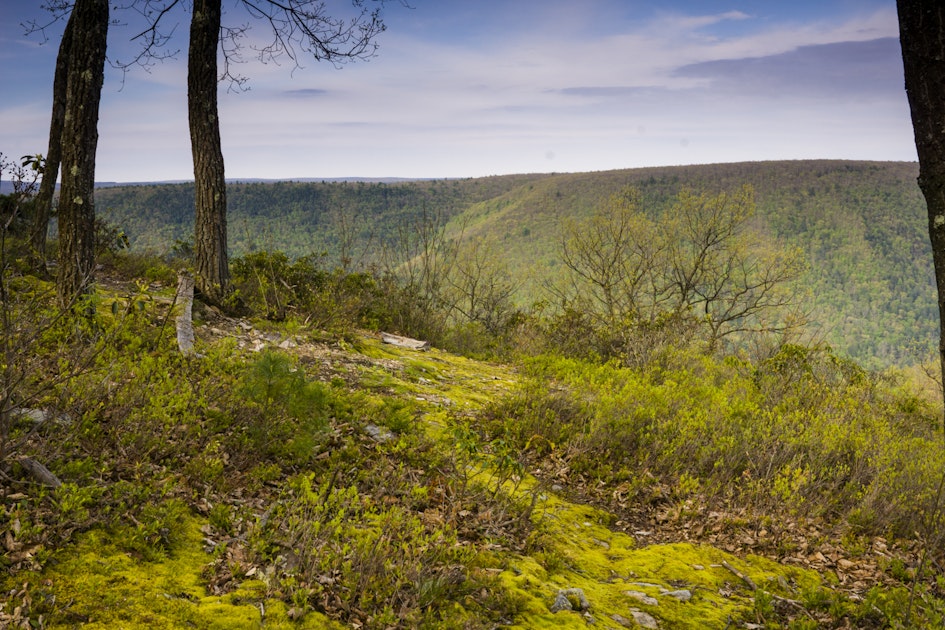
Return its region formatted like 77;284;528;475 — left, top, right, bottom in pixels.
663;589;692;602
13;408;71;426
14;408;46;424
630;609;660;628
380;332;430;351
17;457;62;488
550;591;572;613
550;587;590;613
364;423;394;443
624;590;659;606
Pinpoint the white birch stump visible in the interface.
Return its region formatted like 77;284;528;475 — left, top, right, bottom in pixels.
176;272;196;355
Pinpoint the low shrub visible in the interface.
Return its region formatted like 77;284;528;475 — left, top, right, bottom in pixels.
486;348;945;540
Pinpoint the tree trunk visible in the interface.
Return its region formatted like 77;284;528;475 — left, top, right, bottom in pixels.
897;2;945;422
188;0;230;305
29;11;74;275
56;0;108;309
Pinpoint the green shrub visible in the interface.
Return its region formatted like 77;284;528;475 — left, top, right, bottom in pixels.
489;349;945;539
236;349;329;462
250;473;475;629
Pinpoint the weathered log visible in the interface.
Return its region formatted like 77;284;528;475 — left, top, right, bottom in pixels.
18;457;62;488
380;332;430;351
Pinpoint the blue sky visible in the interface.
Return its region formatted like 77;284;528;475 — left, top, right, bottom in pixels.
0;0;915;182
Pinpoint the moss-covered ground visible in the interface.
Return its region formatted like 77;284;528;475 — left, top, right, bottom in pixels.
12;517;342;629
3;308;943;628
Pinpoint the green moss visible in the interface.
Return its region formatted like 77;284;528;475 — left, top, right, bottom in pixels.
341;340;832;628
489;492;826;629
7;325;900;629
353;337;517;410
12;515;343;629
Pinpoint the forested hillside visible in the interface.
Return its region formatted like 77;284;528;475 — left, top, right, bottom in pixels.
95;160;933;368
6;159;945;628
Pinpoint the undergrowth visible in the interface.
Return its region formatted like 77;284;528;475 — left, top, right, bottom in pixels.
2;242;945;628
481;346;945;539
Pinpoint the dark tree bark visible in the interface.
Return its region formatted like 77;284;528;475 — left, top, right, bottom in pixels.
178;0;389;307
188;0;230;305
29;11;73;275
56;0;108;309
897;2;945;418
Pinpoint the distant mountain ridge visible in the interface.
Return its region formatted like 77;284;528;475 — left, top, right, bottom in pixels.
85;160;936;368
0;177;430;195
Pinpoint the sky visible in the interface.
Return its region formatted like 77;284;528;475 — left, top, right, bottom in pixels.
0;0;917;183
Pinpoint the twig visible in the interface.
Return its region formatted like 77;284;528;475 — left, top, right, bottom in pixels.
721;560;815;620
721;560;757;591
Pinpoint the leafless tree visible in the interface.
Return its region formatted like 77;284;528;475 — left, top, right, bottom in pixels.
556;185;807;353
663;186;808;347
558;187;663;329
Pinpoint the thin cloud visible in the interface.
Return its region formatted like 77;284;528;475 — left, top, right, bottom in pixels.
0;0;913;181
651;9;753;32
283;88;331;97
675;37;904;99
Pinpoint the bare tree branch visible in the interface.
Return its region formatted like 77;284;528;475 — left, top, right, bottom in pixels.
22;1;73;44
239;0;387;71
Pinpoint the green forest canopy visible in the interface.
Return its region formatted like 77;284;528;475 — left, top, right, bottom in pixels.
94;160;933;369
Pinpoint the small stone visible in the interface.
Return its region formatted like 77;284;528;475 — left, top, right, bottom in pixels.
692;564;705;570
551;484;564;492
278;338;297;349
611;614;632;627
550;591;572;613
631;609;660;628
624;590;658;606
364;423;394;443
664;589;692;602
14;409;46;424
560;587;590;611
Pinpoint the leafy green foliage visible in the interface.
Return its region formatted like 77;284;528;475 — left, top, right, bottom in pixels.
230;250;392;333
237;349;329;461
486;347;944;539
250;473;476;629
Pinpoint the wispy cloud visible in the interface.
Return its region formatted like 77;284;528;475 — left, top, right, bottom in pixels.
675;37;903;99
283;88;331;98
0;0;912;181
